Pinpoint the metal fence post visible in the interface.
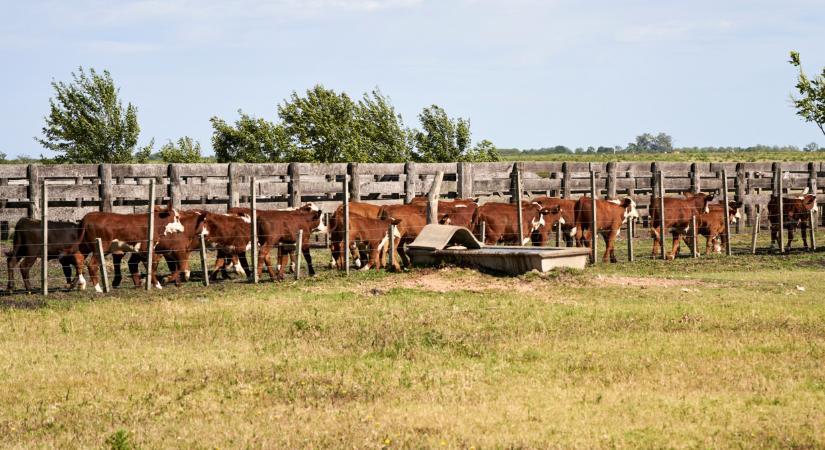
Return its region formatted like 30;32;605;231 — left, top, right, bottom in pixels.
515;164;524;245
776;164;784;253
146;179;155;291
481;221;486;244
627;218;634;262
751;207;761;254
556;220;562;247
658;171;666;260
388;223;396;271
691;215;698;258
343;174;350;275
590;170;598;263
810;209;817;251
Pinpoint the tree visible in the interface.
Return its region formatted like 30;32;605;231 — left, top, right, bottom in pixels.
355;89;412;162
278;85;362;162
159;136;204;163
463;139;501;162
803;142;819;152
210;112;292;163
626;132;673;153
37;67;152;163
413;105;483;162
0;151;6;162
789;51;825;137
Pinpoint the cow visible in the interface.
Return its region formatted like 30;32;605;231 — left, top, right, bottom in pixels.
5;218;81;291
114;209;207;287
328;202;384;270
410;197;479;228
329;215;403;271
196;212;256;281
472;202;563;246
648;192;715;259
768;193;818;252
682;201;742;255
530;196;578;246
70;203;186;292
378;203;447;268
233;206;326;281
574;196;639;263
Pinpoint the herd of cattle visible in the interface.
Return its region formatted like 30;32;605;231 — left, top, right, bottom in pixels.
2;190;819;293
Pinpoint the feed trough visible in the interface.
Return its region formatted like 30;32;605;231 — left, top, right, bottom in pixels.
406;224;590;275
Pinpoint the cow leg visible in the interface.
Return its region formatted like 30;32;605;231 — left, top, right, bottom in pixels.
237;253;250;279
668;231;681;260
302;245;315;276
786;226;795;253
209;255;225;281
6;254;18;291
58;254;74;287
69;252;88;290
215;249;231;280
259;242;277;281
88;253;102;292
111;253;124;288
770;223;779;251
20;256;35;292
276;248;289;280
650;227;662;259
330;240;342;270
127;254;143;287
397;239;412;269
602;230;613;263
801;222;810;250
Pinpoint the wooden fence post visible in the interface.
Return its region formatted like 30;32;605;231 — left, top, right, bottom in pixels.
343;174;350;274
251;176;258;284
606;162;617;199
388;223;396;271
28;164;41;219
561;162;571;199
690;163;701;194
227;163;240;210
348;163;361;202
514;164;525;245
691;215;699;258
200;234;209;287
751;208;761;254
627;218;635;262
404;162;416;204
96;237;110;293
295;229;303;280
556;220;562;247
99;164;113;212
288;162;301;208
774;163;784;253
169;164;182;211
735;163;746;234
41;182;48;296
590;170;598;263
722;169;732;256
427;171;444;225
146;179;155;291
658;170;666;260
481;221;486;244
810;210;817;251
458;162;474;199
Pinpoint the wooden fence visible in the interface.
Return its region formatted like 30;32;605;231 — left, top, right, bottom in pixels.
0;161;822;233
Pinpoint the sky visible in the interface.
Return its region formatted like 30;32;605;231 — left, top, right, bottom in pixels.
1;0;824;158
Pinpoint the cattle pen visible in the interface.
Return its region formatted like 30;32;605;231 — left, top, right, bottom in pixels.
1;160;823;296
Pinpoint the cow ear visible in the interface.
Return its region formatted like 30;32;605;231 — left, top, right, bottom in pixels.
683;191;694;198
622;198;632;207
391;218;403;225
551;205;561;214
730;201;743;209
706;194;715;202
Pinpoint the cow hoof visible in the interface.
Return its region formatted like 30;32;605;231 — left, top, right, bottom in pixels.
155;282;163;290
94;284;103;293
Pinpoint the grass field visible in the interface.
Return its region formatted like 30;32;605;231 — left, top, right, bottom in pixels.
499;150;825;162
2;231;825;448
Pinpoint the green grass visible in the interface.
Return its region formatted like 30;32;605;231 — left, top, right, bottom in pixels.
500;150;825;162
2;232;825;448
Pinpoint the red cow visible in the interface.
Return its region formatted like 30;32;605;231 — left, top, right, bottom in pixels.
574;196;639;263
682;201;742;255
472;202;563;246
649;192;715;259
768;194;818;251
530;196;578;246
5;218;81;291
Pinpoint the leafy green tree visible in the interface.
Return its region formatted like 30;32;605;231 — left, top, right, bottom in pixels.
789;51;825;137
356;89;411;162
626;132;673;153
803;142;819;152
210;112;293;163
278;85;362;162
0;151;6;162
159;136;204;163
463;139;501;162
37;67;151;163
413;105;472;162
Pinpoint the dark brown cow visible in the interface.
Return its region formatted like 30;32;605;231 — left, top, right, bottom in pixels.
70;203;186;292
682;202;742;255
574;197;639;263
229;206;326;281
768;193;818;251
530;196;578;246
5;218;81;291
329;202;384;270
199;212;255;280
329;215;402;271
377;203;437;268
649;192;715;259
472;202;563;246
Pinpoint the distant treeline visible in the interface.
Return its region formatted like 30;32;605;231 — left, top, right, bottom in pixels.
500;144;823;155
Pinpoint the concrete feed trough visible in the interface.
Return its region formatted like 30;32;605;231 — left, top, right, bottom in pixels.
406;224;590;275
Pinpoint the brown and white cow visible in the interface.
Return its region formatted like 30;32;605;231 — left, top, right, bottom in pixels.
378;203;450;268
5;218;81;291
768;193;818;251
574;196;639;263
681;201;742;255
530;196;578;246
71;203;186;292
328;202;385;270
472;201;563;246
198;212;255;280
649;192;715;259
410;197;479;228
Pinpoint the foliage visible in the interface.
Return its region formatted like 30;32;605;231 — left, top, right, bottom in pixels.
158;136;204;163
803;141;820;152
37;67;152;163
789;51;825;137
626;132;673;153
411;105;498;162
0;151;6;162
355;89;412;162
210;112;293;163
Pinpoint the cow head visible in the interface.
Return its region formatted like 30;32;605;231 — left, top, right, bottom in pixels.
802;194;817;213
728;201;743;224
621;197;640;222
541;205;565;226
312;210;328;234
529;204;547;231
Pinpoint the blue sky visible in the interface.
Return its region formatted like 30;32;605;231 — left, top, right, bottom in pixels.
1;0;824;158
